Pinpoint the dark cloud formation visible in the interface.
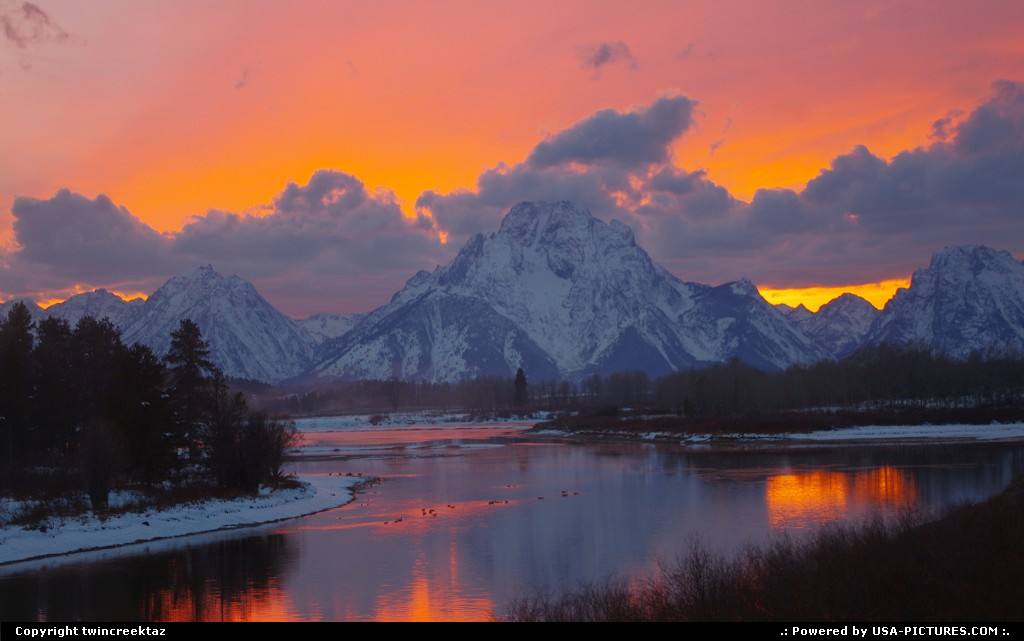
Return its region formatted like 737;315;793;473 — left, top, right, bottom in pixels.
421;81;1024;289
4;82;1024;315
173;170;445;313
577;40;636;78
418;93;741;257
1;172;446;315
419;95;699;244
2;190;179;294
528;94;695;168
1;2;68;48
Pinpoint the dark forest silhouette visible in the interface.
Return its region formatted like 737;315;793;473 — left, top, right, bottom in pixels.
0;303;298;519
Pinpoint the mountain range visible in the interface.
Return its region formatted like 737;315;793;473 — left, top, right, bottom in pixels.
3;202;1023;383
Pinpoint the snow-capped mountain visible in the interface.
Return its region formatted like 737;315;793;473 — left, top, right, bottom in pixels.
310;201;827;382
796;293;879;359
864;245;1024;357
44;289;145;328
294;312;365;346
120;265;312;382
681;278;830;372
10;217;1021;385
0;298;44;321
776;303;815;323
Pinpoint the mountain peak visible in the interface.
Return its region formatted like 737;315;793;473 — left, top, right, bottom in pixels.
312;200;827;381
121;265;311;382
729;278;760;297
825;292;877;311
930;245;1018;273
866;244;1024;357
497;200;596;243
796;293;879;359
181;263;222;279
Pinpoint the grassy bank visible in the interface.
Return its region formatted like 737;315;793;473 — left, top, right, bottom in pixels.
499;478;1024;622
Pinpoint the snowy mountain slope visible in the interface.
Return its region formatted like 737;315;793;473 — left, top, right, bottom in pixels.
797;293;879;359
121;265;312;382
1;291;142;332
776;303;815;323
864;245;1024;357
311;201;828;381
311;291;561;381
682;279;829;372
44;289;145;328
294;312;365;346
0;298;44;321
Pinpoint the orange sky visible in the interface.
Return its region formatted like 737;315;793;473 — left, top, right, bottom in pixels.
2;0;1023;314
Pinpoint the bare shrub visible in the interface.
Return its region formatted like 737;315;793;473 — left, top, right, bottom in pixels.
499;490;1024;622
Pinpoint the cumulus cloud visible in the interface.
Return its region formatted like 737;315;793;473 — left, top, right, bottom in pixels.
421;82;1024;289
3;190;179;292
416;92;748;265
0;172;447;315
577;40;636;78
714;80;1024;285
528;94;695;169
173;170;446;313
802;81;1024;231
418;92;752;263
416;94;699;248
5;82;1024;315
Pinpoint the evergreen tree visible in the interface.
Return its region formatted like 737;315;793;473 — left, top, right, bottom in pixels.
205;372;300;493
0;302;35;463
70;316;124;431
205;371;249;488
32;317;75;455
106;343;173;482
514;367;528;409
79;418;121;512
165;319;217;458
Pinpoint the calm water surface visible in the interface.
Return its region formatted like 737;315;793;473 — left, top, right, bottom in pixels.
2;419;1022;621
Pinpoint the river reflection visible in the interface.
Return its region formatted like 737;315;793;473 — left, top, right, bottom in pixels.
2;423;1022;621
765;467;917;528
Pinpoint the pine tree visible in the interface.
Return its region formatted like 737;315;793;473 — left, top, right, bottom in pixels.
514;367;528;409
106;343;173;482
33;317;75;455
70;316;124;431
165;319;217;458
0;302;35;463
205;371;249;488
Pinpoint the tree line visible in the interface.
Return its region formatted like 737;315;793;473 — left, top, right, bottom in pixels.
651;344;1024;418
254;344;1024;419
0;302;298;511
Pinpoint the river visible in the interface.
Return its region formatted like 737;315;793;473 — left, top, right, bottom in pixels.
1;418;1022;621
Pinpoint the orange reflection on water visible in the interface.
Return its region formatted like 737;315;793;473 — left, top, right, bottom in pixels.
767;471;849;528
851;466;917;508
371;550;494;622
766;467;916;529
144;575;303;622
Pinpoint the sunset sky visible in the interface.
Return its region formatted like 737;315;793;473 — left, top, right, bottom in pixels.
2;0;1023;316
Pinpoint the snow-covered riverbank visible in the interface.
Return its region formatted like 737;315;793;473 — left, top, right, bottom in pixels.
0;474;365;567
0;413;539;569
